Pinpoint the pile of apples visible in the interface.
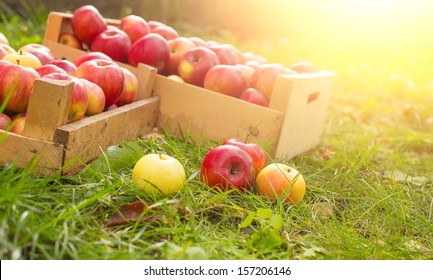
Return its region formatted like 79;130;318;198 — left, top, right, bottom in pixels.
60;5;319;108
131;138;306;205
0;31;138;134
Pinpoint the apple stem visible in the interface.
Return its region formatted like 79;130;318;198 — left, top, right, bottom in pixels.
16;59;20;65
159;153;162;160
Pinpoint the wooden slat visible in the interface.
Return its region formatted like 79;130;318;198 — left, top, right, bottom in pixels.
153;75;284;155
0;131;64;175
22;79;73;141
54;97;160;174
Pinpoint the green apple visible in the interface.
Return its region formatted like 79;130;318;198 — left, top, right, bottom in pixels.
132;153;186;195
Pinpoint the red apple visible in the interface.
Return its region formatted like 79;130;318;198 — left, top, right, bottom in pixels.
177;46;219;87
49;59;78;75
73;51;113;67
71;5;107;46
58;32;82;49
90;27;131;63
166;37;196;75
10;115;26;134
0;60;40;113
74;59;124;107
239;88;269;107
148;20;166;31
250;64;294;100
234;64;255;87
255;163;306;205
0;113;12;130
35;64;68;77
243;52;267;64
0;32;9;45
80;78;105;116
200;145;254;192
151;25;178;41
2;51;42;68
43;73;88;122
128;33;170;74
209;44;244;65
204;65;246;97
188;37;207;47
0;43;15;59
116;67;138;106
120;15;150;43
291;61;318;73
222;138;267;176
18;43;56;65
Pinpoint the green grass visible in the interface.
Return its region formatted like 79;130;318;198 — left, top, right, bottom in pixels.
1;3;433;260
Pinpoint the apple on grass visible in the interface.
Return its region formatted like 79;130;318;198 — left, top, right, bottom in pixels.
2;51;42;68
49;59;78;75
128;33;170;74
73;51;113;67
200;145;254;192
120;15;150;43
43;73;88;122
0;60;40;113
132;153;186;195
255;163;306;205
58;32;82;49
71;5;107;46
177;46;219;87
165;37;196;76
116;67;138;106
239;88;269;107
74;59;124;107
91;27;131;63
0;113;12;130
222;138;266;177
80;78;105;116
18;43;56;65
203;65;246;98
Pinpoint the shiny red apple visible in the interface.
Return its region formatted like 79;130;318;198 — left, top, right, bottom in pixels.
166;37;196;75
177;46;219;87
91;27;131;63
128;33;170;74
73;51;113;67
239;88;269;107
222;138;267;176
0;60;40;113
200;145;254;192
74;59;124;107
18;43;56;65
70;5;107;46
49;59;78;75
204;65;246;97
120;15;150;43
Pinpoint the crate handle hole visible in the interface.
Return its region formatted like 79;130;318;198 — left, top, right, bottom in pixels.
307;91;320;103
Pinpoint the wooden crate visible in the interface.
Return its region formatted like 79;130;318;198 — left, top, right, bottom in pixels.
0;12;160;175
153;70;335;159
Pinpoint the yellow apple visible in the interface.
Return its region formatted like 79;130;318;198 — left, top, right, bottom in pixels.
255;163;306;204
132;153;186;195
2;51;42;68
